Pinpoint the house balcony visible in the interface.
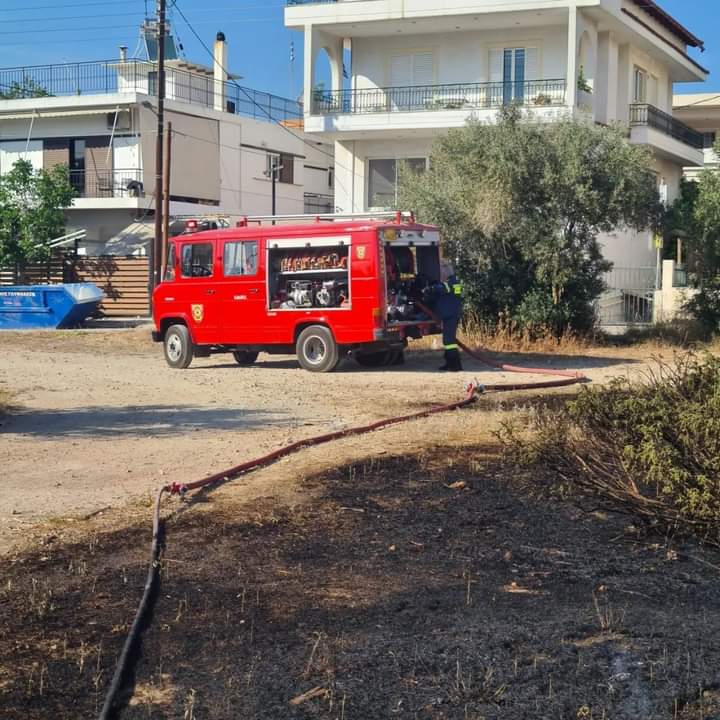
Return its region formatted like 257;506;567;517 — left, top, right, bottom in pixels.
0;59;301;123
67;169;147;210
305;79;571;137
629;103;704;166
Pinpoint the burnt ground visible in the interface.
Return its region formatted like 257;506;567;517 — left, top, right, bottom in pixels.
2;445;720;720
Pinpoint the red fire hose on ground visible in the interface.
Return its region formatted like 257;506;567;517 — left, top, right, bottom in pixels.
99;351;587;718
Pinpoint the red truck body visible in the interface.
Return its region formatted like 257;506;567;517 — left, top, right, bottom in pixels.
151;217;443;371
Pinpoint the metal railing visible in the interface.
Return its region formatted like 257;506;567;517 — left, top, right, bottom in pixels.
312;79;567;115
597;288;655;326
68;169;144;199
604;266;657;291
0;59;302;123
629;103;703;149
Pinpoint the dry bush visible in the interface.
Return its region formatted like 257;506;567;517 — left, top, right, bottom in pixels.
501;354;720;545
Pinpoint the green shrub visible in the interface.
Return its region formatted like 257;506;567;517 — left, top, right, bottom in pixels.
502;354;720;544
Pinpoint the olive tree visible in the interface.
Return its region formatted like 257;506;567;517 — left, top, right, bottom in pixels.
399;106;661;334
668;140;720;336
0;159;75;267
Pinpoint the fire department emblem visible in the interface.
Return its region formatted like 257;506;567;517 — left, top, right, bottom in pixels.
191;304;204;323
356;245;366;260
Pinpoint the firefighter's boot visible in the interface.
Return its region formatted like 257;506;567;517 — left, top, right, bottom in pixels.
438;350;451;372
439;348;462;372
450;348;463;372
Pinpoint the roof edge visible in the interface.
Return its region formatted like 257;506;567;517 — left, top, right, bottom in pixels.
629;0;704;50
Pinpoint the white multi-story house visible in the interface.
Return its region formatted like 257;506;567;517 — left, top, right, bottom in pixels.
286;0;708;323
673;93;720;177
0;32;334;257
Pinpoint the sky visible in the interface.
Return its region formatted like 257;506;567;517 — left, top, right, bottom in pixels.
0;0;717;100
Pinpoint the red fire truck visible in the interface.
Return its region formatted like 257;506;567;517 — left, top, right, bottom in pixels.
151;213;443;372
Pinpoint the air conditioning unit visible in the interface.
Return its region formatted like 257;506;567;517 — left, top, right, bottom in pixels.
107;110;131;131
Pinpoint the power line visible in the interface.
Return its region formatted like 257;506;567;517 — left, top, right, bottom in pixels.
1;2;286;23
0;16;283;36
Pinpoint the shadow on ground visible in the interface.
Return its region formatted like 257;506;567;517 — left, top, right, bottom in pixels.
0;404;290;438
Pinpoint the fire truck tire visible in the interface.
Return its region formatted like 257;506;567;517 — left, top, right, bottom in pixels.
355;350;394;367
232;350;259;366
164;324;194;369
296;325;339;373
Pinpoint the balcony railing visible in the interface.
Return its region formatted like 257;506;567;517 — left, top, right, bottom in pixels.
312;79;567;115
629;103;703;149
0;60;302;123
69;169;144;199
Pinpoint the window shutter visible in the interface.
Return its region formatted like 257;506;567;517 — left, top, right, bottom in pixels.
489;48;503;83
279;153;294;184
390;54;412;87
412;53;433;86
525;47;539;81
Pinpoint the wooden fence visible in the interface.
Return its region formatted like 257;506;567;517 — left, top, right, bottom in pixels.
0;255;150;317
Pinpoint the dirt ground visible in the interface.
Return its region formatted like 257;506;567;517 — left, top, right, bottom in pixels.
0;326;652;555
2;445;720;719
4;327;719;719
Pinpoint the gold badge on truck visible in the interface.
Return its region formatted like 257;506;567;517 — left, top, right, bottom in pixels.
191;304;204;323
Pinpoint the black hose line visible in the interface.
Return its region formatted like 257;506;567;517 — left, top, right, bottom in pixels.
98;488;166;720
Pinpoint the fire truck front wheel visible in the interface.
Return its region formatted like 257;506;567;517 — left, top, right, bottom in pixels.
164;324;194;369
296;325;339;373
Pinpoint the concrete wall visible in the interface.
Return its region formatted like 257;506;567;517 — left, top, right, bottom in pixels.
352;25;569;90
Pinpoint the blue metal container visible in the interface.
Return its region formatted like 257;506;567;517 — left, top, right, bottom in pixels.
0;284;104;330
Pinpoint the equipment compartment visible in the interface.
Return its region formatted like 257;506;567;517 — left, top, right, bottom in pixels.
383;242;441;325
268;242;350;310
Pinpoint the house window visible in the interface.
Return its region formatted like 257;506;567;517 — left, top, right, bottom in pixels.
633;67;648;103
367;157;426;208
489;47;538;104
328;167;333;188
223;241;258;276
69;139;85;194
702;131;717;149
389;52;434;88
266;152;294;184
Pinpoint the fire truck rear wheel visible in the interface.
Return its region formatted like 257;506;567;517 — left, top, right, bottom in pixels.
296;325;339;373
164;324;194;369
232;350;259;366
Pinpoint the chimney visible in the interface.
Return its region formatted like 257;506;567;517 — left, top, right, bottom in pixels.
119;46;128;63
213;31;228;112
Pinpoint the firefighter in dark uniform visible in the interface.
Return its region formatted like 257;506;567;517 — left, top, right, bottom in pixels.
425;263;464;372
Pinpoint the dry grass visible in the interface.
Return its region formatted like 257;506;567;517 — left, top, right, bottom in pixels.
411;314;594;356
0;387;14;415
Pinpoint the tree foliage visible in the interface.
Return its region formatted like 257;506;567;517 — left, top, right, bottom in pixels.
668;140;720;336
0;159;75;266
0;77;51;100
399;107;661;334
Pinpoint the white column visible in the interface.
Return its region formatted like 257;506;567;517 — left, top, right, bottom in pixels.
303;25;316;117
566;5;578;110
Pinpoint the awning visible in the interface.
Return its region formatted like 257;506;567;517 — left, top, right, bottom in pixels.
0;106;131;121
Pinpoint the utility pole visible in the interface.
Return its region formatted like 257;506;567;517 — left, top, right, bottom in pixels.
152;0;167;290
161;121;172;280
265;156;282;225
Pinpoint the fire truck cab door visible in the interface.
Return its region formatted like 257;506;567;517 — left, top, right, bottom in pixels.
177;239;220;344
218;239;266;343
